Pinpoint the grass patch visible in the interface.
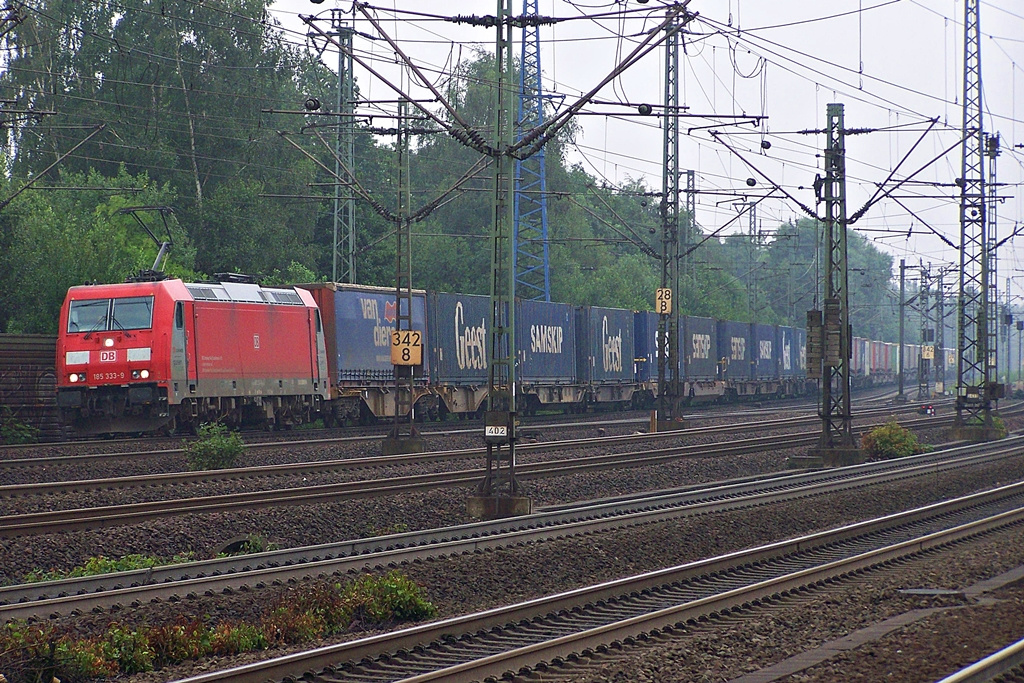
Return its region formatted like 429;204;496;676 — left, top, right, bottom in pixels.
0;571;436;681
22;553;196;584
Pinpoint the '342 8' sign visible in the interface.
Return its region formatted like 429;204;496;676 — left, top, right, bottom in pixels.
390;330;423;366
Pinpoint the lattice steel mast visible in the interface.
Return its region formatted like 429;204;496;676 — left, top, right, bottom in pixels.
478;0;522;502
954;0;995;434
656;11;683;427
330;13;355;283
513;0;551;301
816;103;857;456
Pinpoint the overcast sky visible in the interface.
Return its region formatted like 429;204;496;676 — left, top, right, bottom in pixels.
268;0;1024;301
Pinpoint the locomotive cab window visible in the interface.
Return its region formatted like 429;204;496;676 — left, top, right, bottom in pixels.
67;296;154;333
67;299;110;334
174;302;184;329
111;296;154;331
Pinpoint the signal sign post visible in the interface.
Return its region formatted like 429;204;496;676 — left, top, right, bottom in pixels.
382;99;426;456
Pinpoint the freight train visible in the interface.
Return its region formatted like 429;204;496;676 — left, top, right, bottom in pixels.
55;278;941;435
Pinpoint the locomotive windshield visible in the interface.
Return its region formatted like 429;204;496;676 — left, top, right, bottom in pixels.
67;296;155;333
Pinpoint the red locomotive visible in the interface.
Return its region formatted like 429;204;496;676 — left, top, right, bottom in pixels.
56;277;329;435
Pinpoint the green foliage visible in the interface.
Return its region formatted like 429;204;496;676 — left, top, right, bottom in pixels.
209;621;269;656
0;407;39;444
992;415;1007;438
339;571;438;624
0;169;189;333
862;418;932;459
147;618;211;668
0;573;435;681
22;552;195;584
100;625;154;675
184;422;245;471
262;261;323;287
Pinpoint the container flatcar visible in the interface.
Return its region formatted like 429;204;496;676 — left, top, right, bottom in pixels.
300;283;430;423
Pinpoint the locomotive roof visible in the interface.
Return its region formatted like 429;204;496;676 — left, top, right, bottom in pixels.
65;278;313;306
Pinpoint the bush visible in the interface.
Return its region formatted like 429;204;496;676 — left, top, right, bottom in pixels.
862;418;932;459
339;571;438;625
0;407;38;444
183;422;245;470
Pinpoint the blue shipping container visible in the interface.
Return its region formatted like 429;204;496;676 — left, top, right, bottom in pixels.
428;291;488;385
517;299;576;382
753;323;778;379
778;326;796;378
682;316;717;380
717;319;751;380
633;311;658;383
330;284;428;382
576;306;634;384
794;327;807;375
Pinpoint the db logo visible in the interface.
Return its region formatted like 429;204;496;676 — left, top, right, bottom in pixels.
100;350;117;363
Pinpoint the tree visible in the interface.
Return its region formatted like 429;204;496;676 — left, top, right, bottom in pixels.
0;168;186;333
0;0;335;279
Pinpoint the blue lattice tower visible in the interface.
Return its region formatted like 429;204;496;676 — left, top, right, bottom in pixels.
513;0;551;301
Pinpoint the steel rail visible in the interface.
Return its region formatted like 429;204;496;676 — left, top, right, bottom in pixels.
168;483;1024;683
2;436;1020;623
936;636;1024;683
0;405;958;501
0;401;945;471
0;409;958;537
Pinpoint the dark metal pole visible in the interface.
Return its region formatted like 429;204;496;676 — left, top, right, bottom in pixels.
897;258;906;402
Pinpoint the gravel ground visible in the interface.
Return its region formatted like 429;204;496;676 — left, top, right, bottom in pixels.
0;407;1018;683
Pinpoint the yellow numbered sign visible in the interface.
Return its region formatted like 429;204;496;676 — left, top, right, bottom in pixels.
921;345;935;360
655;288;673;315
391;329;423;366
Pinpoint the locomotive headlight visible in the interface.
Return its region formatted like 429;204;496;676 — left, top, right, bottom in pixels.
140;369;150;379
69;373;83;383
103;338;114;348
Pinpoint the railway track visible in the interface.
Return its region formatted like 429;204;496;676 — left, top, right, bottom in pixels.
0;409;962;537
2;435;1019;624
937;637;1024;683
0;402;952;482
0;388;929;458
165;477;1024;682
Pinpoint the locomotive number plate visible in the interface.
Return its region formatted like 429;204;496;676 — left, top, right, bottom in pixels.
390;330;423;366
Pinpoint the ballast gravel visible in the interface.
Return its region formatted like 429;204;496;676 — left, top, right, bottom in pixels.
0;407;1019;683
